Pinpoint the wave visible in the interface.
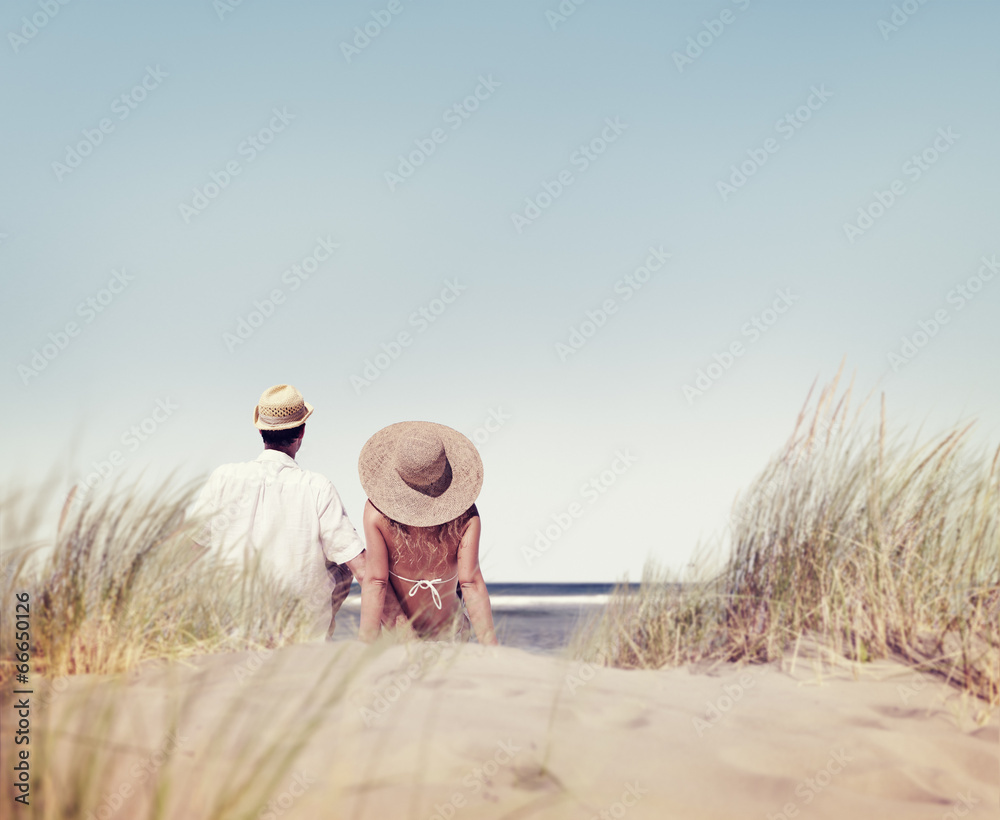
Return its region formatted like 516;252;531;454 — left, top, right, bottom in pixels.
340;593;612;610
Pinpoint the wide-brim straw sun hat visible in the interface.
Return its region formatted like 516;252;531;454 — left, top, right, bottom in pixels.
253;384;314;430
359;421;483;527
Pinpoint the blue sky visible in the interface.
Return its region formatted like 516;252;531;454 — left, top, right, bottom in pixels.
2;0;998;581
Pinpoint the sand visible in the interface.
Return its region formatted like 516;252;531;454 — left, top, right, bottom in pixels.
15;641;999;819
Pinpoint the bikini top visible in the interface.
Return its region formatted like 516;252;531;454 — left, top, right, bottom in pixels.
388;569;458;610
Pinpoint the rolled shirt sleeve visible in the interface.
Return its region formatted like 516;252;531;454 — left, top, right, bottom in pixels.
318;482;364;565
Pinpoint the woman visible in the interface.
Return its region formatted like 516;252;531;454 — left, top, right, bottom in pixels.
358;421;497;644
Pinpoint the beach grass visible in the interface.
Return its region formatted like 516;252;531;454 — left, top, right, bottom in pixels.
1;372;997;818
0;480;394;818
1;476;493;819
573;372;1000;705
0;480;317;683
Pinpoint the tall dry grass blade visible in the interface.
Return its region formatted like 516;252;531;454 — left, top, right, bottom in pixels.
573;377;999;705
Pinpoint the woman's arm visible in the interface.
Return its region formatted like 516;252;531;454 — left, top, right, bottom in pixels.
352;502;391;642
456;516;497;645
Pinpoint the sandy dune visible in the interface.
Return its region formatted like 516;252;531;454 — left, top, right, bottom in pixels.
20;642;999;819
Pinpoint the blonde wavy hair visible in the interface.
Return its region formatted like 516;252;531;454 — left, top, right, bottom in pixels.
381;504;478;568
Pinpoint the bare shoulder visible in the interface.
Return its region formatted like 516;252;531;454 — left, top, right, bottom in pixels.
459;511;482;545
362;499;384;529
464;513;482;536
464;503;481;528
363;501;396;549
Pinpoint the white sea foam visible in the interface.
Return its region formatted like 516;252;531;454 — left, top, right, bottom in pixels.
340;593;610;610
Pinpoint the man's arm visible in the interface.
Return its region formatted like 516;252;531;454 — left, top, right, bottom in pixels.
318;483;381;640
456;516;497;645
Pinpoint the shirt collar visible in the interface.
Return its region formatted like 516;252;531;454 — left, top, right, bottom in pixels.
256;449;300;469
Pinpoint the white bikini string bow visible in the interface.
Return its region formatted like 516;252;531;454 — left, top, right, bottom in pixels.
405;578;444;609
390;571;456;610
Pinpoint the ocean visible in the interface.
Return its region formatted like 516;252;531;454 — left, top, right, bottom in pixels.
335;582;635;652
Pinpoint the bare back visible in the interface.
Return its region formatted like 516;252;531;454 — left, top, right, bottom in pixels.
363;500;477;635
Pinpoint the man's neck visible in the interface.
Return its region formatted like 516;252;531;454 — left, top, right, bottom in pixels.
263;445;296;459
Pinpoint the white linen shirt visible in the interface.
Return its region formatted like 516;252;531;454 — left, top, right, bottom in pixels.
190;450;364;628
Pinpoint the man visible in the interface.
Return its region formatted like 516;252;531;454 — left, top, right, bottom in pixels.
190;383;399;641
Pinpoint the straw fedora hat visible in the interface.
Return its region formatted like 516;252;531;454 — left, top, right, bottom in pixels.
253;384;314;431
359;421;483;527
